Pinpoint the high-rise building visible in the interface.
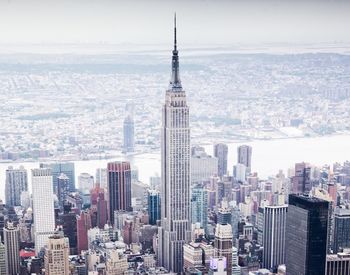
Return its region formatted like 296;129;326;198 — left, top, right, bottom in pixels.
183;242;204;271
5;166;28;207
123;103;135;153
258;204;287;270
232;246;241;275
214;223;233;275
291;162;311;193
57;205;78;255
158;15;191;273
237;145;252;174
326;252;350;275
0;237;5;275
44;162;75;192
122;219;134;245
56;173;70;209
90;187;108;229
214;143;228;178
231;206;241;240
4;222;20;275
107;161;132;224
148;190;161;225
78;172;94;192
286;194;329;275
44;232;70;275
0;202;4;241
105;250;129;275
95;168;107;190
233;163;247;183
150;175;161;191
32;168;55;253
191;146;218;183
312;187;334;254
333;207;350;253
77;210;92;254
191;184;208;234
217;199;232;226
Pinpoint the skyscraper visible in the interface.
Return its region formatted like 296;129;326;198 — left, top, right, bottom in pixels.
148;190;161;225
95;168;107;189
326;253;350;275
286;194;329;275
57;205;78;255
291;162;311;193
0;202;4;241
237;145;252;174
77;210;92;254
259;204;288;270
191;184;208;234
123;103;135;153
333;207;350;253
214;143;228;178
217;199;232;226
183;242;204;271
90;187;108;229
4;222;20;275
158;15;191;273
44;162;75;192
107;161;132;224
56;173;70;209
233;163;247;183
214;223;233;275
191;146;218;183
5;166;28;207
232;246;241;275
78;172;94;191
0;238;5;275
32;168;56;253
44;232;70;275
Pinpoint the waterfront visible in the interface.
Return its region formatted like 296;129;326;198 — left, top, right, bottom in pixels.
0;134;350;200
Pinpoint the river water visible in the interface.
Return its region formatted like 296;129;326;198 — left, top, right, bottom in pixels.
0;134;349;201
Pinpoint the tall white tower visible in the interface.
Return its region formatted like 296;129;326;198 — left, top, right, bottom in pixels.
158;14;191;273
259;204;288;270
32;168;56;253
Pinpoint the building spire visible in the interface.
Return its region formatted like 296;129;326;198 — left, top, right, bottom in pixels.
170;12;182;90
174;13;177;52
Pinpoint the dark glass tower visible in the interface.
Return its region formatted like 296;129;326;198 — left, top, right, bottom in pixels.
148;190;161;225
56;173;70;209
286;194;329;275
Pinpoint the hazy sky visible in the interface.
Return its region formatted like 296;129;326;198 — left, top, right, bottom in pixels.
0;0;349;46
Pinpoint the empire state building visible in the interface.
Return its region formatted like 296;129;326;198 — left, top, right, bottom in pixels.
158;15;191;273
